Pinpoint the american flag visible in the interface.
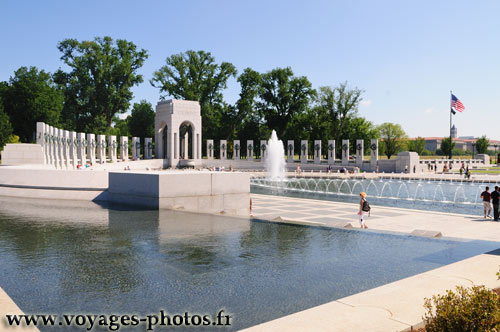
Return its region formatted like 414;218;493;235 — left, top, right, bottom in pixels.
451;94;465;114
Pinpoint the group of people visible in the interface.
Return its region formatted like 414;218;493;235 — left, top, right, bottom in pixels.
480;186;500;221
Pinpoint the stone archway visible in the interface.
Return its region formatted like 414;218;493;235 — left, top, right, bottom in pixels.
154;100;202;168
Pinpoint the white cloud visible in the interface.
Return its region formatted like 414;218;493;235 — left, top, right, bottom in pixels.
360;100;372;107
118;113;130;120
424;107;434;114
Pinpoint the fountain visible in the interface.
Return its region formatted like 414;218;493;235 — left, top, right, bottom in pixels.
265;130;286;181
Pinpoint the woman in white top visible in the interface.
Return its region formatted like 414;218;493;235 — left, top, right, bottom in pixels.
358;192;368;229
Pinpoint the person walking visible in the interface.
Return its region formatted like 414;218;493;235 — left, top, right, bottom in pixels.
357;192;369;229
480;186;493;219
491;186;500;221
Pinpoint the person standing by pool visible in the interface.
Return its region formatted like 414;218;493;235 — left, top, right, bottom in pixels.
491;186;500;221
480;186;492;219
357;192;369;229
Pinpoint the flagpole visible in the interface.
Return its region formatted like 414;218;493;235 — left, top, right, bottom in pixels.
449;90;453;160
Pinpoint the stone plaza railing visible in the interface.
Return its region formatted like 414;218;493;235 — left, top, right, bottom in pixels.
36;122;153;169
205;138;380;167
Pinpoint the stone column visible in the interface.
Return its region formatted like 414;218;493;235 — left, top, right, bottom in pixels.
36;122;46;164
287;140;294;163
44;124;52;165
108;136;117;163
370;139;378;168
314;140;322;164
183;133;189;159
145;138;153;159
56;128;64;169
206;140;214;159
328;140;335;165
77;132;86;165
120;136;128;161
233;140;240;160
70;131;78;168
247;140;254;161
356;139;364;167
49;126;57;168
220;140;227;159
260;140;267;161
132;137;140;160
341;139;349;166
300;140;308;163
97;135;106;164
63;130;71;168
87;134;96;165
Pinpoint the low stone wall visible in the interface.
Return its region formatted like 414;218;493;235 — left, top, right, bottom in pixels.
1;144;44;165
108;171;250;216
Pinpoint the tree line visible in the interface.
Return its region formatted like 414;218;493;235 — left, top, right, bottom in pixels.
0;35;452;159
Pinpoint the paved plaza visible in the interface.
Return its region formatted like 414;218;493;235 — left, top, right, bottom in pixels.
251;193;500;242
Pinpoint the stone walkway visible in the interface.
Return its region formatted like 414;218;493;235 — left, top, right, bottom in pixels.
250;193;500;242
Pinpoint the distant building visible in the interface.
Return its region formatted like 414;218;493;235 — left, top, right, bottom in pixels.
408;136;500;152
451;125;457;138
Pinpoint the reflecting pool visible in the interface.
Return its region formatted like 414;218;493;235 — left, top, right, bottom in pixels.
0;196;498;331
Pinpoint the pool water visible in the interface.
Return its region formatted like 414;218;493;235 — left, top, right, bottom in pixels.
0;197;498;331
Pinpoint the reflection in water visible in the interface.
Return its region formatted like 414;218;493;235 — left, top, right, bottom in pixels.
0;196;498;331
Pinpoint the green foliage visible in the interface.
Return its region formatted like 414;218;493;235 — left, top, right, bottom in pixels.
423;285;500;332
8;135;20;144
440;137;455;158
0;66;63;142
377;122;407;159
55;36;148;133
150;50;236;139
476;135;489;154
407;137;426;155
420;149;432;156
0;100;13;150
109;117;130;138
128;100;154;138
256;67;316;139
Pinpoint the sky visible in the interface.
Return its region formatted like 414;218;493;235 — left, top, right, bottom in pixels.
1;0;499;139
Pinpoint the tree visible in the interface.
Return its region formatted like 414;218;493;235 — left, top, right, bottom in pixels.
256;67;316;139
150;50;237;139
377;122;407;159
407;137;426;155
343;117;379;155
0;99;13;150
55;36;148;133
314;83;363;152
128;100;154;138
0;66;63;142
440;137;455;157
475;136;489;154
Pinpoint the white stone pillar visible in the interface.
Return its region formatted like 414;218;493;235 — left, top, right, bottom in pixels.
233;140;240;160
220;140;227;159
341;140;349;166
206;140;214;159
97;135;106;164
183;133;189;159
108;136;117;163
36;122;46;164
328;140;335;165
70;131;78;168
300;140;308;163
132;137;140;160
120;136;128;161
370;139;379;167
287;140;294;163
87;133;96;165
145;138;153;159
356;139;364;166
314;140;322;164
260;140;267;161
77;132;86;165
57;129;65;169
51;127;59;168
63;130;71;168
247;140;254;161
44;124;52;165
